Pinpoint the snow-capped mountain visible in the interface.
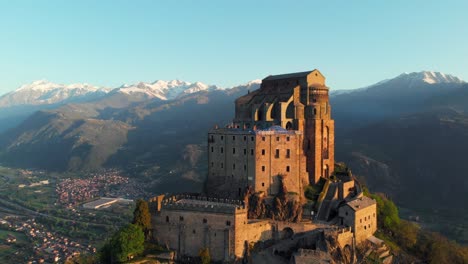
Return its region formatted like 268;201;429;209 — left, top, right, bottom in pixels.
331;71;465;96
365;71;464;90
114;80;219;100
0;79;221;108
0;80;111;108
409;71;464;84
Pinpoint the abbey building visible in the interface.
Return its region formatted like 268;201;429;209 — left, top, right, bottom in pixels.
151;70;378;263
206;70;334;199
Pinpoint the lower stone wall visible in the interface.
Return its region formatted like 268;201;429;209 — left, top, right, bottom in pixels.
276;221;317;234
154;206;325;262
234;220;273;257
153;210;238;262
336;227;354;248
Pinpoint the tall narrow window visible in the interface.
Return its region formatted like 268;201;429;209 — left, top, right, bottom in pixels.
233;148;236;154
221;147;224;153
233;164;235;169
262;149;265;155
244;149;247;155
233;136;236;141
221;163;224;168
251;149;254;155
286;166;290;172
211;147;214;152
276;136;280;141
262;166;265;172
244;136;247;141
324;126;329;159
275;149;280;158
286;149;291;158
262;136;265;141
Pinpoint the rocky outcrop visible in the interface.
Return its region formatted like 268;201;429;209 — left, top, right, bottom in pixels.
245;177;303;223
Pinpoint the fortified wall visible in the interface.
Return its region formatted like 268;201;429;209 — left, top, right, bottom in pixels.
152;195;274;261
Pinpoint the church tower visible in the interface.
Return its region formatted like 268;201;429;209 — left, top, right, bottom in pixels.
304;81;335;184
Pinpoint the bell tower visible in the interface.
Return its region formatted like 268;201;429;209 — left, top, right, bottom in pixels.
304;81;335;184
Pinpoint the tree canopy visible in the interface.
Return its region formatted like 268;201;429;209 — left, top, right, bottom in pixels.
133;199;151;229
100;224;145;263
132;199;152;239
365;190;468;263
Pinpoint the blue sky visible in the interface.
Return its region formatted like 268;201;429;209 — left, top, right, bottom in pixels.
0;0;467;95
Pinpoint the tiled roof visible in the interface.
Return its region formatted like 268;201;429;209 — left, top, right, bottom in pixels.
263;70;316;81
345;196;376;211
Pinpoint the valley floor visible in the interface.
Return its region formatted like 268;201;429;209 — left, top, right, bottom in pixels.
0;166;149;263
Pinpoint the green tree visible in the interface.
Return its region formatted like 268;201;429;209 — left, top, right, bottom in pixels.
395;220;419;249
199;248;211;264
101;224;145;263
370;193;400;231
132;199;152;239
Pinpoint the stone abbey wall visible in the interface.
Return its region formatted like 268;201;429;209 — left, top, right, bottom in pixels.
207;127;309;198
253;130;307;195
206;129;256;198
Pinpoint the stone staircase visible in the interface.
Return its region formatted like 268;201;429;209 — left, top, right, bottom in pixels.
316;183;337;221
365;243;393;264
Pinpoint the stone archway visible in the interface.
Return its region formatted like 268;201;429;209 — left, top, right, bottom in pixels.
342;244;353;263
280;227;294;240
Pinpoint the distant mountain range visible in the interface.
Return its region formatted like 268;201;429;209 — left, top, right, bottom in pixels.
0;79;224;132
0;71;467;242
0;79;222;108
331;71;466;134
0;80;109;108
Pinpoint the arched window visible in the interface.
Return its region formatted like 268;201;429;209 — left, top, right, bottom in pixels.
323;126;329;159
270;103;279;119
286;101;295;119
257;107;264;121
